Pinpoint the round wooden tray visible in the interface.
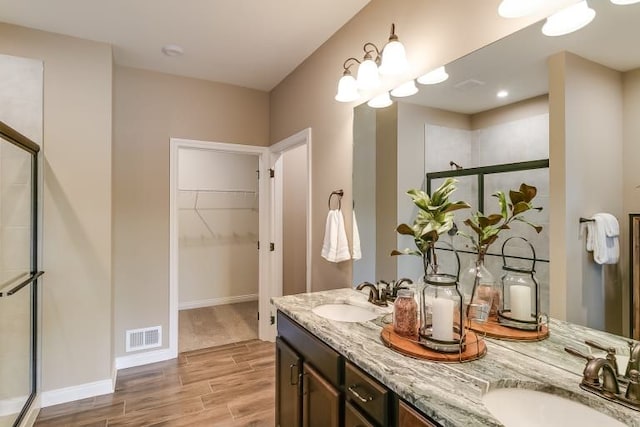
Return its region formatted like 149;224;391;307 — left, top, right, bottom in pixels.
380;325;486;363
470;318;549;341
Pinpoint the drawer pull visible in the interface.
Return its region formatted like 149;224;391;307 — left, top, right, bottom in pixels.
289;363;299;385
348;384;374;403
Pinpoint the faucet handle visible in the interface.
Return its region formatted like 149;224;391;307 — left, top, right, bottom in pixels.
565;346;594;362
625;370;640;403
585;340;619;376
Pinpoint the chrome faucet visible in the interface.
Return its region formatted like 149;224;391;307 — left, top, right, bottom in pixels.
356;282;388;306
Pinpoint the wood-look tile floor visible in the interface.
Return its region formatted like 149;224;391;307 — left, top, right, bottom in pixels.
179;302;258;353
34;340;275;427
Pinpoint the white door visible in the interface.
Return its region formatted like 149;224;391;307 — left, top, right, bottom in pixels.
267;129;312;339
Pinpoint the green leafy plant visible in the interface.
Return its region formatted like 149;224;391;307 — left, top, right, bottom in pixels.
391;178;470;273
460;183;543;254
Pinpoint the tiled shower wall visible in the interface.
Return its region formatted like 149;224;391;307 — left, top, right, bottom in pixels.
425;113;550;314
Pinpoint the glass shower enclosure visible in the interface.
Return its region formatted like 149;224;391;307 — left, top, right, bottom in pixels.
0;121;43;427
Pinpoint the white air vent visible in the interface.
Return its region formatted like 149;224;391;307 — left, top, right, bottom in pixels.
125;326;162;352
453;78;486;91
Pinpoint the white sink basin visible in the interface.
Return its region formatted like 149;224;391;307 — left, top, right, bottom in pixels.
311;303;380;322
483;388;625;427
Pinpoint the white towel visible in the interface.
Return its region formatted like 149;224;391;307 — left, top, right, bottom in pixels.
321;209;351;263
584;213;619;265
352;210;362;260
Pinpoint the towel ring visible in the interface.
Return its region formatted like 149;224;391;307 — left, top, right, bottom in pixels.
328;190;344;210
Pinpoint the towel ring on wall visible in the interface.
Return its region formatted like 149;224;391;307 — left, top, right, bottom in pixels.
328;190;344;210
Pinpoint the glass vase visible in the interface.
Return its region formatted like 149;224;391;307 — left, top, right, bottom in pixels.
460;251;498;323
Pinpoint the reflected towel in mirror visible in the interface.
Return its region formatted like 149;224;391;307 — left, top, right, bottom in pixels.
352;210;362;260
583;213;619;264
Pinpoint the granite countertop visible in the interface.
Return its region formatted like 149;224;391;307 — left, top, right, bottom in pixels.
271;288;640;427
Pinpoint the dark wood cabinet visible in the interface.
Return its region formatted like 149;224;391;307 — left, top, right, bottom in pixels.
276;310;441;427
302;363;340;427
398;400;438;427
276;337;302;427
345;401;375;427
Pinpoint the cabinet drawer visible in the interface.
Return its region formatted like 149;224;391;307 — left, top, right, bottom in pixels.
398;400;440;427
344;361;390;427
345;401;375;427
277;311;343;388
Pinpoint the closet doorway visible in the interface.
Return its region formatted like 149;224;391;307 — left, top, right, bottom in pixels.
169;139;269;355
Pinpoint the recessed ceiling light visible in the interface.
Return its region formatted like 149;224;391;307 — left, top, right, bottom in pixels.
497;90;509;98
542;0;596;37
161;44;184;57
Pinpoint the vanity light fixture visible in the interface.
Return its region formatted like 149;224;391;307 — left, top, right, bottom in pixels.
334;58;360;102
367;92;393;108
610;0;640;4
497;90;509;98
378;24;409;76
334;23;409;103
417;66;449;85
391;80;418;98
542;0;596;36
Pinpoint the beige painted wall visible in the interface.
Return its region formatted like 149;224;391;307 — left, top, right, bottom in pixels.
283;143;308;296
0;23;113;391
470;95;548;130
113;66;269;357
549;52;624;332
269;0;547;291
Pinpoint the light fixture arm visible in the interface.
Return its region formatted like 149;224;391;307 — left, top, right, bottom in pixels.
342;57;361;73
388;23;399;42
362;42;381;62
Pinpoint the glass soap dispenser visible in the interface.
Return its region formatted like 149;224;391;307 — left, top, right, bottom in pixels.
393;289;418;337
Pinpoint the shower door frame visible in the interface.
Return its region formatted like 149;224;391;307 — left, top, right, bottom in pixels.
0;121;43;426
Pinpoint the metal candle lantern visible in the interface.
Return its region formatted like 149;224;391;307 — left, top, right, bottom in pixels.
498;237;541;330
419;246;466;353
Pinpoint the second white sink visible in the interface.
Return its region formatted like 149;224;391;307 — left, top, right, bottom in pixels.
483;388;625;427
312;303;380;322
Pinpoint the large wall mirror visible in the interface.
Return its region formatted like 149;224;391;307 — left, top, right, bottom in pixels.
353;1;640;340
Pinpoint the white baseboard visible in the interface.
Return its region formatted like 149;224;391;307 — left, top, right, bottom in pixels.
178;293;258;310
0;395;29;417
41;379;114;408
115;347;176;371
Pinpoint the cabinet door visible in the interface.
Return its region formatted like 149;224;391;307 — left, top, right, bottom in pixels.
345;401;375;427
398;401;439;427
302;364;340;427
276;337;302;427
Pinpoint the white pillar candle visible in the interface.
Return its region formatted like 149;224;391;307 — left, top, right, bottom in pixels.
510;285;531;321
432;298;454;341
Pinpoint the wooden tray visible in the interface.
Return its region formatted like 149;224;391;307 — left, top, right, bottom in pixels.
470;319;549;341
380;325;486;363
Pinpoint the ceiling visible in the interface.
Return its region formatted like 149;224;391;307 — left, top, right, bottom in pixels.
406;1;640;114
0;0;371;91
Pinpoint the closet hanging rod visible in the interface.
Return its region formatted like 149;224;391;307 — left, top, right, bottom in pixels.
178;188;257;194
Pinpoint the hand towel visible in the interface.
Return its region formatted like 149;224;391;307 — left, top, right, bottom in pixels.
584;213;619;264
321;209;351;263
352;209;362;260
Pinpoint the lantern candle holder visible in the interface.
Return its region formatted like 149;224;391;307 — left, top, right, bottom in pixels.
419;245;468;353
497;237;542;331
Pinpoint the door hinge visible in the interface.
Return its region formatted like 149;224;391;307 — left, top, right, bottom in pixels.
269;168;275;178
270;314;275;325
257;241;260;250
270;242;275;251
256;169;260;179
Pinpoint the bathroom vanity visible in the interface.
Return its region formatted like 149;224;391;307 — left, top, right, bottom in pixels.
272;288;639;427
